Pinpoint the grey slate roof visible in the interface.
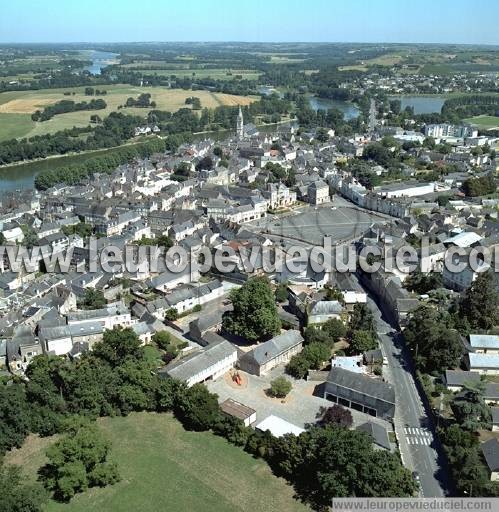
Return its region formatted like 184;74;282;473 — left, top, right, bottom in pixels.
160;340;236;382
481;438;499;473
326;367;395;405
444;370;481;387
491;407;499;426
243;330;304;366
356;421;391;450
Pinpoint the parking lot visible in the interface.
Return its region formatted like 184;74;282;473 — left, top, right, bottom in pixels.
251;202;384;246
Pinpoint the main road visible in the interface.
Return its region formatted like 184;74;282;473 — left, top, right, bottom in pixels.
359;278;450;497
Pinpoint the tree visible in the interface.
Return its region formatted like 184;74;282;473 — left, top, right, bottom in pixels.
40;423;119;502
165;308;179;321
80;288;106;310
302;342;330;369
450;382;492;431
317;405;353;428
174;383;221;431
404;271;443;294
275;283;288;303
152;331;171;350
404;305;464;375
268;376;292;398
222;277;281;342
348;330;377;355
0;463;47;512
286;353;311;379
322;318;347;343
459;270;498;331
349;303;375;334
92;327;144;367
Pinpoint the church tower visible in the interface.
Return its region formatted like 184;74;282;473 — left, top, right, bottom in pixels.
236;106;244;140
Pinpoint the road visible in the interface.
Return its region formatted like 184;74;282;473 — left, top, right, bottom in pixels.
359;280;449;497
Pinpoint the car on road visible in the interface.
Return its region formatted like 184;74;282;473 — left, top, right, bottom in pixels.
331;206;337;210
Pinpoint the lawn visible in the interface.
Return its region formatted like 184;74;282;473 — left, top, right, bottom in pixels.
463;115;499;130
5;412;309;512
0;85;257;141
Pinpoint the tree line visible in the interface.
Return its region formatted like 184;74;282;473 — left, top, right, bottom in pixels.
31;98;107;122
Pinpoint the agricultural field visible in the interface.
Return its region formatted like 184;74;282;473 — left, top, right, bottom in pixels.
121;62;261;80
5;412;309;512
0;85;256;140
463;115;499;129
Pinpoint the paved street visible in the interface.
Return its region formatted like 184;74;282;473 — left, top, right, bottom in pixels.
358;277;449;497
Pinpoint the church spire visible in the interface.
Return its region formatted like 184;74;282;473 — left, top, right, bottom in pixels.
236;106;244;140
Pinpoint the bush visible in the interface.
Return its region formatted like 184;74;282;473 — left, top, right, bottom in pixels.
268;376;292;398
165;308;179;321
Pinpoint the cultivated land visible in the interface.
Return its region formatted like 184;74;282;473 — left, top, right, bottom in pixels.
5;412;309;512
0;85;256;140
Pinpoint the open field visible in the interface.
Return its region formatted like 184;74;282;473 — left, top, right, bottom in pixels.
463;115;499;129
121;64;261;80
5;412;308;512
0;85;257;140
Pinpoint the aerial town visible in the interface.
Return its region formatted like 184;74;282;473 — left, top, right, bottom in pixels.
1;4;499;511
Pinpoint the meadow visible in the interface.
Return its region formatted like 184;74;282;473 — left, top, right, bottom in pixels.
463;115;499;130
5;412;309;512
0;84;256;141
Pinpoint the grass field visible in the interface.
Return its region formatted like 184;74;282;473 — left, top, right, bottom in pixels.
463;115;499;129
0;85;257;141
5;412;309;512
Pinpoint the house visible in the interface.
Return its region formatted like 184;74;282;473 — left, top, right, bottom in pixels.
485;382;499;405
323;367;396;419
467;353;499;375
67;302;133;330
491;407;499;432
307;300;343;325
158;339;237;387
331;272;367;307
189;310;225;346
444;370;481;392
256;415;305;437
469;334;499;354
356;421;392;451
307;181;330;205
220;398;256;427
481;438;499;481
238;330;304;376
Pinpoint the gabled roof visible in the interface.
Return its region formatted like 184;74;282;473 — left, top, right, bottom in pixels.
469;334;499;350
241;330;304;366
481;438;499;473
326;367;395;404
356;421;391;450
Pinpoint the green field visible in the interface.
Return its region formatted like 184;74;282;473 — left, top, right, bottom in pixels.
5;412;308;512
463;115;499;129
0;84;256;141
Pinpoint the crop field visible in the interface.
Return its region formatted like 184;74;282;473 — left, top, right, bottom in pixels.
121;62;261;80
5;412;309;512
0;85;257;140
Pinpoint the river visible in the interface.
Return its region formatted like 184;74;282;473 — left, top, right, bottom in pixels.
83;50;119;75
394;95;446;114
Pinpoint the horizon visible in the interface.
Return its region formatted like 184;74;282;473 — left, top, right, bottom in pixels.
1;0;499;45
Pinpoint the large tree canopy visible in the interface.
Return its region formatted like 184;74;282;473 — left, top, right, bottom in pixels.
222;277;281;342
